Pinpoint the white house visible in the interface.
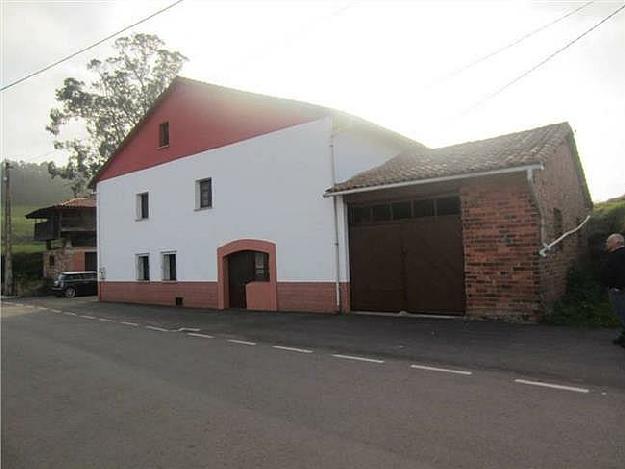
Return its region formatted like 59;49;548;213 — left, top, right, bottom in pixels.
93;77;413;313
93;77;591;320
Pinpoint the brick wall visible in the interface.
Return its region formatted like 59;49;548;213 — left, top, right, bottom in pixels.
533;140;591;306
460;174;542;320
43;248;97;279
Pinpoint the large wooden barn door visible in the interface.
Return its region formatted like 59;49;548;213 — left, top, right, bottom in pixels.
401;216;465;313
349;197;465;315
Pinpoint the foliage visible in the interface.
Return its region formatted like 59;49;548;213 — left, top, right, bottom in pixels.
0;161;72;206
545;267;620;328
47;33;186;195
544;196;624;328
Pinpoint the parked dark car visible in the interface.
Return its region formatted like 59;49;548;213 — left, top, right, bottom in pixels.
51;271;98;298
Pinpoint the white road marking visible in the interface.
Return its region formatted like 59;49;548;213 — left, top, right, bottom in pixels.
177;327;201;332
145;326;169;332
332;354;385;364
227;339;256;346
50;309;63;313
63;312;77;316
272;345;313;354
121;321;139;327
187;333;214;339
514;379;590;394
98;318;113;322
80;315;96;320
410;364;473;376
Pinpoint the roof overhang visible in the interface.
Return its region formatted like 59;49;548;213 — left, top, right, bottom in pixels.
324;163;544;197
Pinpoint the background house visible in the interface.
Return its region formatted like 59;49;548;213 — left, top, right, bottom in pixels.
93;77;591;321
25;196;97;279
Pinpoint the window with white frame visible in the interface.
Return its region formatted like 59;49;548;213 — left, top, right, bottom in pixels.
136;254;150;281
162;252;177;281
195;178;212;209
136;192;149;220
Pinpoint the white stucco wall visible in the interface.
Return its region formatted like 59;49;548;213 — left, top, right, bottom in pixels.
97;117;407;285
333;126;407;183
98;118;339;283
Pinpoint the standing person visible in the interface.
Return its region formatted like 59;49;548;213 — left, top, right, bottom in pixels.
601;233;625;347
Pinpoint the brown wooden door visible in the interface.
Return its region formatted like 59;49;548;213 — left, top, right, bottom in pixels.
402;216;465;313
84;252;97;272
228;251;255;308
349;224;404;312
349;215;465;314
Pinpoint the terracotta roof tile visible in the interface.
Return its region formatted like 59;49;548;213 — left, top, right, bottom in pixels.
25;196;96;219
328;122;573;193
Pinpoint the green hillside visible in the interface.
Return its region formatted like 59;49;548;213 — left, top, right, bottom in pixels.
1;205;46;254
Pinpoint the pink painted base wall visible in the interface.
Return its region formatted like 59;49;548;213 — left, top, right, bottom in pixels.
99;281;350;314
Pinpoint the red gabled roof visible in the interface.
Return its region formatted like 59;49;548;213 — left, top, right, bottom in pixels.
90;77;422;186
25;196;96;219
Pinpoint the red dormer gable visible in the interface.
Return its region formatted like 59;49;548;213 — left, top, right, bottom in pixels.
92;77;331;184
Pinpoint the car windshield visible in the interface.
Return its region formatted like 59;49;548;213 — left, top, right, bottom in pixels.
57;274;66;281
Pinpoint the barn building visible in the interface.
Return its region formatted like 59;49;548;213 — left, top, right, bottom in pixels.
92;77;591;321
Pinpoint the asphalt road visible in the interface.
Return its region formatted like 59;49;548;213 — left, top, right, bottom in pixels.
2;300;624;468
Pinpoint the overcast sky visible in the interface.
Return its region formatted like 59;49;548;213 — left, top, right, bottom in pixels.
1;0;624;201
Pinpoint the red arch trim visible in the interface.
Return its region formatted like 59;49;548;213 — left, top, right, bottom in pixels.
217;239;277;310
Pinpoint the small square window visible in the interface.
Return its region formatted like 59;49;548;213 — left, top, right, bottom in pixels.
413;199;435;218
162;252;177;281
371;204;391;222
436;197;460;216
253;252;269;282
159;122;169;147
136;254;150;281
392;201;412;220
196;178;212;209
137;193;149;220
350;206;371;225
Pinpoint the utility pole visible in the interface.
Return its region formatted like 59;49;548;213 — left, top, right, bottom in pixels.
3;160;13;296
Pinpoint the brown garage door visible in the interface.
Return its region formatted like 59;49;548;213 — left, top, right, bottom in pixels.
349;197;465;314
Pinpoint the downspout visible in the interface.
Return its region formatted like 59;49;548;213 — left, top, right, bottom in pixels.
526;167;546;251
329;121;342;313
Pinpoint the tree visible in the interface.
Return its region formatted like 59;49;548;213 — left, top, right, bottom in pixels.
46;33;187;195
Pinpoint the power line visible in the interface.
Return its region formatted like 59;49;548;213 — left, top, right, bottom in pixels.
460;3;625;117
430;0;596;87
0;0;185;92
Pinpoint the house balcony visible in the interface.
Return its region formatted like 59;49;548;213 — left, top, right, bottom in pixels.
33;221;56;241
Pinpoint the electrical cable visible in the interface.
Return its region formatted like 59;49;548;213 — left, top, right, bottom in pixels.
460;3;625;116
430;0;596;87
0;0;185;92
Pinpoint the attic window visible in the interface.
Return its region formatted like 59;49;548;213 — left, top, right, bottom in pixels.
159;122;169;147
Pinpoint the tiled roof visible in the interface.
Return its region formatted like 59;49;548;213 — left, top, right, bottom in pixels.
25;196;96;219
328;122;573;193
54;196;96;209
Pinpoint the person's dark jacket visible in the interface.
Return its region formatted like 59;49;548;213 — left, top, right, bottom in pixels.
600;246;625;289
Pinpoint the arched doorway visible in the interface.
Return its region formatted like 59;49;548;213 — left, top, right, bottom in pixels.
217;239;277;310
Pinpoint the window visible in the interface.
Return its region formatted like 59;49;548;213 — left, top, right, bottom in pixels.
137;254;150;281
49;255;55;266
137;192;149;220
371;204;391;222
413;199;435;218
391;201;412;220
159;122;169;147
436;197;461;216
162;252;177;281
196;178;212;209
253;252;269;281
